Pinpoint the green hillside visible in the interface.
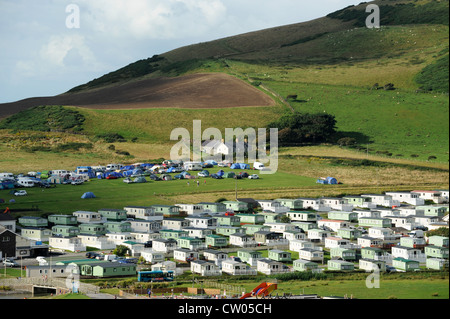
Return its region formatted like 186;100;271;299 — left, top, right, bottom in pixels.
0;0;448;168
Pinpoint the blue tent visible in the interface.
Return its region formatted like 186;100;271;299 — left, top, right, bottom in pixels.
231;163;250;169
81;192;96;199
166;167;176;173
122;165;135;171
217;170;225;177
326;177;338;184
204;160;218;165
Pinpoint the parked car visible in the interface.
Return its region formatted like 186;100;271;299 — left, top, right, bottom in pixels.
2;259;19;267
14;190;28;196
71;179;84;185
85;252;101;259
248;174;259;179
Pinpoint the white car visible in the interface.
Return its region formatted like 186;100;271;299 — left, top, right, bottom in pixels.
2;259;19;267
248;174;259;179
14;190;28;196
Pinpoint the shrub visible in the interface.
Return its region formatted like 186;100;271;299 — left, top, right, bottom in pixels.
95;133;127;143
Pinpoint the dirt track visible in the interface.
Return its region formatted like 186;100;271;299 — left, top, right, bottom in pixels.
0;73;276;119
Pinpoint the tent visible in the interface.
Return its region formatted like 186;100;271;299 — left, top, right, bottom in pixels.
166;167;176;173
231;163;250;169
224;172;236;178
204;160;218;165
326;177;338;184
160;174;172;181
217;170;225;177
316;177;338;185
81;192;96;199
134;177;147;183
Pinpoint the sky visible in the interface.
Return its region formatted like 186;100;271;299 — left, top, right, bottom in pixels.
0;0;364;103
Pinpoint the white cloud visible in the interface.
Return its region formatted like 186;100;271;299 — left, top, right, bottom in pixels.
79;0;227;39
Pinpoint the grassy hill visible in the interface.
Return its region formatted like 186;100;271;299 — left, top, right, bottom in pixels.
0;0;448;171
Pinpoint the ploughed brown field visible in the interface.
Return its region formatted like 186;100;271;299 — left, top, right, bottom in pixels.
0;73;276;119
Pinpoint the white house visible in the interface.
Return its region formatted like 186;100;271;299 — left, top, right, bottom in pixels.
152;238;178;253
297;248;324;262
176;204;205;216
162;218;190;231
257;200;289;213
356;236;383;248
202;249;228;267
129;220;161;233
221;260;257;276
324;237;353;249
411;190;444;204
368;227;400;240
173;248;199;262
355;210;381;219
283;230;306;241
140;249;165;263
359;259;386;272
185;216;217;229
256;258;289;275
49;236;85;252
414;216;442;228
229;233;256;248
289;240;317;252
124;206;163;221
391;246;426;263
385;215;416;230
77;234;116;250
297;198;329;211
105;233;134;246
357;236;383;248
183;227;213;239
307;229;332;242
73;211;106;224
361;194;400;207
190;260;221;276
264;222;298;233
318;219;349;232
385;192;424;206
320;197;353;211
286;211;317;222
21;228;52;242
131;231;160;244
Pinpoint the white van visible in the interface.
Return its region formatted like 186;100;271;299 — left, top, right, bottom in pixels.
253;162;265;170
106;164;122;171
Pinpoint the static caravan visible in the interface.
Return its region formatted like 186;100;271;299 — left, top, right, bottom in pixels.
184;162;203;171
17;178;36;188
0;173;14;179
106;164;122;171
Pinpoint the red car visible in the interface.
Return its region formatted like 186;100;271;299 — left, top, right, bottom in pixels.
106;175;118;180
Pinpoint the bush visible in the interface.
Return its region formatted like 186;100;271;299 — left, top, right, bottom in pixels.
0;105;85;132
269;112;337;145
96;133;127;143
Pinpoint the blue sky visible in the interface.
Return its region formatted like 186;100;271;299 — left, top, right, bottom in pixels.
0;0;364;103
